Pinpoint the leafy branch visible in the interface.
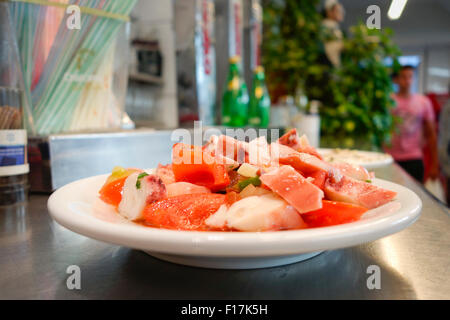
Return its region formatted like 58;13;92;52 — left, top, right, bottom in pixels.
262;1;401;149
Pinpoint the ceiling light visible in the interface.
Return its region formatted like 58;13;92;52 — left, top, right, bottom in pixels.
388;0;408;20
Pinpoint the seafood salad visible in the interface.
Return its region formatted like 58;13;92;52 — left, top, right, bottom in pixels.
98;129;397;231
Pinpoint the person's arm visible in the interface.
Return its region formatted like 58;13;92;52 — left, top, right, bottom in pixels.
424;118;439;179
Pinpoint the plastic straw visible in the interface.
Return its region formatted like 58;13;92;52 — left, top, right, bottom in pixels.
10;0;137;135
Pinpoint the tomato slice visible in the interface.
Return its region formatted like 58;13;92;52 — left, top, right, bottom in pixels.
302;200;368;228
306;170;327;190
143;193;226;230
99;167;139;207
172;143;230;192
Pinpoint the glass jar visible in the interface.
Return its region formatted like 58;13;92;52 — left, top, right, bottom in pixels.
0;4;29;206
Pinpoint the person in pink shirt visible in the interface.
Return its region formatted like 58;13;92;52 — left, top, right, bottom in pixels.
385;65;439;182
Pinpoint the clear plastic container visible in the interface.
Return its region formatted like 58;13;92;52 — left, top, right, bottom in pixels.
9;2;133;134
0;3;29;206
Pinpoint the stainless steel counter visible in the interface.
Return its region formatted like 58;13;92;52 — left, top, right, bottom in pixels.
0;164;449;299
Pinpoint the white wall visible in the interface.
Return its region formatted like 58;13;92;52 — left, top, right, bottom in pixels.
340;0;450;48
425;47;450;94
339;0;450;94
129;0;178;128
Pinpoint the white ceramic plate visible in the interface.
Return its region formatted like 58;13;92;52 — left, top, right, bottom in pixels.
318;148;393;169
48;173;421;269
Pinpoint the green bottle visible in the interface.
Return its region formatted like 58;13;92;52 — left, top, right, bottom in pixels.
248;66;270;128
221;56;249;127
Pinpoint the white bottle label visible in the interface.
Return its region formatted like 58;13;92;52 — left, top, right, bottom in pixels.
0;129;29;176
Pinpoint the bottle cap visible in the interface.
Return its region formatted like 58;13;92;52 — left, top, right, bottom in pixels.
254;66;264;73
229;56;241;64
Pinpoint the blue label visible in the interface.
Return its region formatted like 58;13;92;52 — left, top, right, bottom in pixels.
0;145;25;166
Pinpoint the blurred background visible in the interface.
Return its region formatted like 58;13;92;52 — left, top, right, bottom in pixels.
124;0;450;152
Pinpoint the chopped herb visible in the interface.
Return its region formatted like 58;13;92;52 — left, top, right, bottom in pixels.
237;176;261;191
365;179;372;183
136;172;149;189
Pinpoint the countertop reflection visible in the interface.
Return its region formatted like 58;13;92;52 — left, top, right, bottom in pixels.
0;164;448;299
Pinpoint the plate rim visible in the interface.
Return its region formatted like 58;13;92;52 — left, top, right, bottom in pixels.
317;148;394;169
48;173;422;257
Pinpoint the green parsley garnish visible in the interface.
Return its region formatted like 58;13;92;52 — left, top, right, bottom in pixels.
365;179;372;183
237;176;261;191
136;172;149;189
